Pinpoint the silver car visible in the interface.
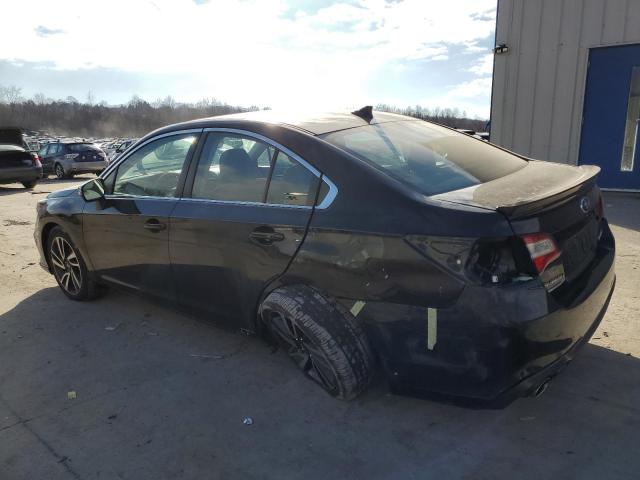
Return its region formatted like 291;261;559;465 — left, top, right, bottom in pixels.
39;142;108;179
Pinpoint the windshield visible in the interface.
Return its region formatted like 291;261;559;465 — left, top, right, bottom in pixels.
322;121;527;196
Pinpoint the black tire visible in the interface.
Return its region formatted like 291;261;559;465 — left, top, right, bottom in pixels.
22;180;38;189
261;285;374;400
55;163;67;179
46;227;103;301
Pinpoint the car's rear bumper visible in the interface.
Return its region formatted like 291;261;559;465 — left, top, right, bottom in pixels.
68;160;107;174
357;220;616;406
0;165;43;184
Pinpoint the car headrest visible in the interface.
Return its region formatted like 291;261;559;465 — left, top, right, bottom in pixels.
219;148;257;180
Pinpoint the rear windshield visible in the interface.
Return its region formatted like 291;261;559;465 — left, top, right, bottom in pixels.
66;143;100;152
322;121;527;196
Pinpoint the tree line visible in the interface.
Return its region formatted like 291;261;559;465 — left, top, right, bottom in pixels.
0;86;261;138
0;85;488;138
375;104;488;132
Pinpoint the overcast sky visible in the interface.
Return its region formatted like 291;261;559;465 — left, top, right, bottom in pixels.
0;0;496;118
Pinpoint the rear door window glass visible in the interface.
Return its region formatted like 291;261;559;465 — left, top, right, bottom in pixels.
266;151;318;206
192;133;273;202
322;121;526;196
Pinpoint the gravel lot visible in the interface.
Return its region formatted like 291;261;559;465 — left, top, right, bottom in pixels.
1;176;639;480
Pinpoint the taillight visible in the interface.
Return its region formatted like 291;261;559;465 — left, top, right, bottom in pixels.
521;233;565;291
521;233;560;274
31;153;41;167
405;235;534;286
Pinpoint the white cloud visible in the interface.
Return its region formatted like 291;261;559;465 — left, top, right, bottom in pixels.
0;0;496;110
415;76;493;118
469;53;494;76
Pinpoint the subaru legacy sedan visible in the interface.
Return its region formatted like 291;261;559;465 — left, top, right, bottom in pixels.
34;108;615;404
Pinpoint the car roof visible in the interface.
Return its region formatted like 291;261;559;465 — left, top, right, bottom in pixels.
160;109;416;136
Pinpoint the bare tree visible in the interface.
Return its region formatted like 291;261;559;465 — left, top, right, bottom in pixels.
0;85;23;104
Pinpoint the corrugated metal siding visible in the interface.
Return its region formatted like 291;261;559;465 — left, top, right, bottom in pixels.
491;0;640;165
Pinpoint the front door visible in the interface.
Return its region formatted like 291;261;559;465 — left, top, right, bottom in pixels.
580;43;640;190
170;131;320;328
83;132;200;299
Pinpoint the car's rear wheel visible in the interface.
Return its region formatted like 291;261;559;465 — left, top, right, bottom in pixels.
47;227;102;300
22;180;37;189
55;163;67;179
260;285;373;400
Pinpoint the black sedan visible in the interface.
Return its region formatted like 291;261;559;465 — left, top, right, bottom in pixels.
33;108;615;404
0;127;43;188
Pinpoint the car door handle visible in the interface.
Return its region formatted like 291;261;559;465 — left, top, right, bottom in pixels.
144;219;166;232
249;228;284;244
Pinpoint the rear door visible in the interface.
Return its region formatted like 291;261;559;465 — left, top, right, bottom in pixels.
39;144;53;173
83;131;200;299
169;130;321;327
580;44;640;190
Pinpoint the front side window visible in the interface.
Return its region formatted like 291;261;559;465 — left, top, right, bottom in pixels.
322;121;527;196
112;133;197;197
192;134;273;202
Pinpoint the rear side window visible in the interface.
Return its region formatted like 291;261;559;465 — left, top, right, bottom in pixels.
266;151;318;206
191;133;321;207
322;121;526;196
192;133;273;202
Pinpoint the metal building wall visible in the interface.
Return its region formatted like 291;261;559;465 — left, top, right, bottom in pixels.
490;0;640;165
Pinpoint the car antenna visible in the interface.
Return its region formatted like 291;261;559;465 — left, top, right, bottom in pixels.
351;105;374;123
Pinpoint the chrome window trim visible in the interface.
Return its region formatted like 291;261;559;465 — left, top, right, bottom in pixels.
317;175;337;210
178;197;312;210
200;127;337;210
103;194;178;202
100;128;203;179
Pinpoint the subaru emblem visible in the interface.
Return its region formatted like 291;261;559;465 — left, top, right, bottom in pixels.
579;196;591;213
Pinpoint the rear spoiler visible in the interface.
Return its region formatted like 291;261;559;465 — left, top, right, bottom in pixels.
497;167;600;219
431;162;601;220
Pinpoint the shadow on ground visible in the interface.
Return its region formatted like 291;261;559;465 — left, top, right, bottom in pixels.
603;192;640;232
0;176;93;197
1;287;639;479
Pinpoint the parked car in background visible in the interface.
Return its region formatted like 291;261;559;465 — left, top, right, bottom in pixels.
39;141;108;179
0;127;42;189
34;108;615;404
110;138;137;162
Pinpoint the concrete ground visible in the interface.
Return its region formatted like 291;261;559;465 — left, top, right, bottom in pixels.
1;176;639;480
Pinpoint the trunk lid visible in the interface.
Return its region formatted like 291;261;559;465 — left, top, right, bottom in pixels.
0;127;24;147
433;160;603;287
0;143;32;168
431;161;599;218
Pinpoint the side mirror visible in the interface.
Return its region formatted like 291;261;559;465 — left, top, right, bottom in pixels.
81;178;105;202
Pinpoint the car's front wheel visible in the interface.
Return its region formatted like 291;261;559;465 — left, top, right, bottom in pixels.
47;227;102;300
22;180;38;189
261;285;374;400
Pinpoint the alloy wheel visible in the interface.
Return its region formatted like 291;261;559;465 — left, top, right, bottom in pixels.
50;236;82;295
55;164;65;179
264;310;339;393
